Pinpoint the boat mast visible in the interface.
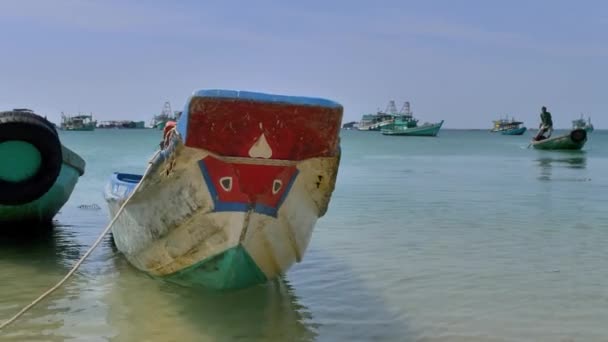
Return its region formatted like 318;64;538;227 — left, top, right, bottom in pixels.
161;101;173;119
400;101;413;117
385;100;398;115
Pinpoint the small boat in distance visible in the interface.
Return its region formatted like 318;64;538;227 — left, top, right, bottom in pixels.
0;109;85;230
530;128;587;150
355;100;403;131
151;101;181;130
356;113;394;131
97;120;146;129
491;116;524;133
105;89;342;290
381;102;444;137
501;122;527;136
60;112;97;131
572;114;594;133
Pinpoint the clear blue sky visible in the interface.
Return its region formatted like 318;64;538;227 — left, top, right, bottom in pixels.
1;0;606;128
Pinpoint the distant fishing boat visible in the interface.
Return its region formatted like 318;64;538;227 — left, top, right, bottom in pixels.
572;114;594;133
151;101;181;130
382;120;444;136
0;109;85;229
60;113;96;131
355;100;404;131
381;102;444;136
501;123;527;136
530;128;587;150
104;89;342;290
491;116;524;133
98;120;146;129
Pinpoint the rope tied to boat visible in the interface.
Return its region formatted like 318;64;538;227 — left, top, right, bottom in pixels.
1;130;338;330
0;151;160;331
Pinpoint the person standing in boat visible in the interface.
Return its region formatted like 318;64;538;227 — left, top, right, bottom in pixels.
535;106;553;141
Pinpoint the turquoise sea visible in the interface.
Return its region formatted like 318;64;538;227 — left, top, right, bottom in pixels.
1;128;607;341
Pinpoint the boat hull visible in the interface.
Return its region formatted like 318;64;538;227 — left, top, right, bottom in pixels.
381;120;444;136
356;120;393;131
105;90;342;290
0;160;82;226
572;125;593;133
0;109;85;229
531;129;587;150
61;126;95;131
501;126;527;135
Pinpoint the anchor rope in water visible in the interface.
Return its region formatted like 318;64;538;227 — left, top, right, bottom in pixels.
0;151;161;331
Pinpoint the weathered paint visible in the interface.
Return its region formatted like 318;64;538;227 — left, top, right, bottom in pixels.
178;93;342;160
0;162;81;224
531;129;587;150
106;89;342;290
162;245;267;290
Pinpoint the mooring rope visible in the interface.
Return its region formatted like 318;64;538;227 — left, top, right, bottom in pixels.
0;151;160;331
0;129;337;330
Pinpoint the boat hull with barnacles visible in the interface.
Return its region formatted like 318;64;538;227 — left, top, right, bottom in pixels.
104;89;342;290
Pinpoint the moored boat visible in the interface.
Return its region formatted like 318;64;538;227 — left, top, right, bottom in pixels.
491;116;524;133
381;120;444;136
572;114;594;133
104;89;342;290
151;101;181;129
381;102;443;136
60;113;96;131
356;113;394;131
355;100;406;131
530;128;587;150
501;125;527;135
0;109;85;229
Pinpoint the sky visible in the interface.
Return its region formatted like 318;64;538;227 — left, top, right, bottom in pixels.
0;0;606;129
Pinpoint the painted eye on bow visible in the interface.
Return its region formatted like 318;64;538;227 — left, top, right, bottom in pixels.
219;177;233;191
272;179;282;195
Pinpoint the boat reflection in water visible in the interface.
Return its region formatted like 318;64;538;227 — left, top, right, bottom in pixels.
104;252;317;342
536;152;587;182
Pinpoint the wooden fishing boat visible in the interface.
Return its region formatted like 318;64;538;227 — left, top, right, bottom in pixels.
572;114;594;133
501;125;527;135
381;120;444;136
491;116;524;133
531;128;587;150
59;113;96;131
104;89;343;290
0;109;85;228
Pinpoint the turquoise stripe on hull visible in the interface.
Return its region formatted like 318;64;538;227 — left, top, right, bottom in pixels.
501;127;527;135
381;120;444;136
162;245;267;290
0;163;80;224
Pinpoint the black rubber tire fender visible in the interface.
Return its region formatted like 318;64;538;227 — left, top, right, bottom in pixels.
570;128;587;143
0;110;63;205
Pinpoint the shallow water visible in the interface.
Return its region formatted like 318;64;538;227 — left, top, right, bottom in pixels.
1;129;607;341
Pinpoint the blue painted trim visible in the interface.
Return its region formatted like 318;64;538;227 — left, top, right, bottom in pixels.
197;160;299;217
253;169;300;217
115;173;143;183
192;89;342;109
270;169;299;216
108;172;141;200
176;100;191;143
253;203;278;217
197;160;250;213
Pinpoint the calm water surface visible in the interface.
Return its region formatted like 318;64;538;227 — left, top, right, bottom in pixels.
1;129;607;341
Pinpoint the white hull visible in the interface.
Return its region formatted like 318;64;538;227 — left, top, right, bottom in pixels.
106;138;339;282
